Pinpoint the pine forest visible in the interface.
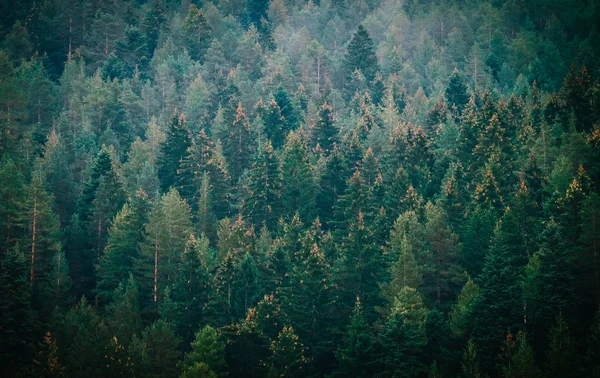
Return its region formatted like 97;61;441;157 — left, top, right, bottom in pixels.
1;0;600;377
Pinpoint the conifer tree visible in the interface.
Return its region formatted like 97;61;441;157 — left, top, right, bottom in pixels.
445;70;470;116
334;212;385;319
159;112;192;192
105;274;143;348
19;167;61;296
245;140;281;229
311;103;338;154
280;131;317;223
274;86;297;131
280;241;333;358
223;104;254;183
29;332;66;378
499;331;541;378
181;5;212;63
334;298;374;378
461;340;482;378
378;287;427;378
133;319;181;378
234;252;261;319
268;327;307;378
44;249;72;312
181;325;227;378
263;98;286;149
136;189;193;310
97;191;150;303
344;25;379;83
545;313;577;377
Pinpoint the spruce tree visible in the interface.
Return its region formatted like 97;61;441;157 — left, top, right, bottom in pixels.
334;298;374;378
311;103;338;154
377;287;427;378
263;98;286;149
268;327;307;378
445;70;470;116
181;325;227;378
344;25;379;83
181;5;212;63
136;189;193;312
245;140;281;229
280;131;317;223
97;191;149;303
222;104;254;183
158;112;192;192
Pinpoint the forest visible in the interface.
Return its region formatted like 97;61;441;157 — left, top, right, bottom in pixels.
0;0;600;377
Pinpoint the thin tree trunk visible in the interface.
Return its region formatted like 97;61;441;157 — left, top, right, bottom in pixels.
154;237;159;302
30;198;37;285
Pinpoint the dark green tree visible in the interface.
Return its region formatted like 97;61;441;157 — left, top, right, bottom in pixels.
182;5;213;63
159;112;192;192
245;140;281;229
344;25;379;83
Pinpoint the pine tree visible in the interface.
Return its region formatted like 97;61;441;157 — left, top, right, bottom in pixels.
274;86;297;131
378;287;427;378
97;191;150;303
422;202;464;309
90;159;126;258
470;218;527;372
445;70;470;116
222;104;254;183
136;189;193;311
449;278;480;339
334;298;374;378
263;98;286;149
58;297;111;377
280;131;317;223
334;212;385;320
280;241;333;359
382;234;421;303
209;252;236;326
318;146;348;229
181;325;227;378
181;5;213;63
19;167;61;298
133;319;181;378
105;274;143;348
311;103;338;154
178;129;230;215
44;249;72;312
545;313;577;377
499;331;541;378
29;332;66;378
159;112;192;192
142;0;166;56
268;327;308;378
461;340;482;378
245;140;281;229
344;25;379;83
234;252;261;321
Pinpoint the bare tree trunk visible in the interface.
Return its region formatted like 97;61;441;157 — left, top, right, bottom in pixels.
154;237;159;302
30;198;37;285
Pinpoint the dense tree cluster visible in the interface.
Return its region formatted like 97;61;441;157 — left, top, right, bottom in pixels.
1;0;600;377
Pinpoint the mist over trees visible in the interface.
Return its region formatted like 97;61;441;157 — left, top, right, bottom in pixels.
1;0;600;377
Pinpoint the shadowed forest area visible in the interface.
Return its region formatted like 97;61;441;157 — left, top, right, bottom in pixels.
1;0;600;376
